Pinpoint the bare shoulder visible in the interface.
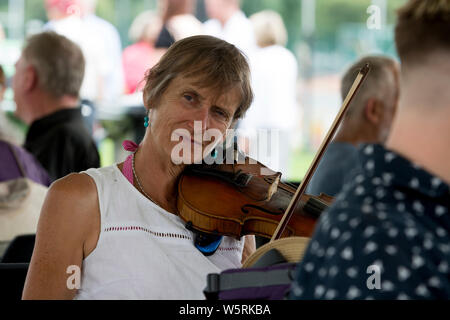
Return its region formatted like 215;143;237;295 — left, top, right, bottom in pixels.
35;173;101;260
23;173;100;299
42;173;99;232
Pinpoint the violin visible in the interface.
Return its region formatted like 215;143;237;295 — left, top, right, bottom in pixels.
177;63;371;244
177;151;334;240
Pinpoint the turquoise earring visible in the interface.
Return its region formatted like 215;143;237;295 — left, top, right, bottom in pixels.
144;114;149;128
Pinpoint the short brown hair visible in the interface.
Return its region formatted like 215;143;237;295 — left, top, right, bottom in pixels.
341;56;399;117
395;0;450;68
23;31;85;98
143;35;253;120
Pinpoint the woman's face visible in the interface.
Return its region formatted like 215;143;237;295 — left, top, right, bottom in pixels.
147;75;241;164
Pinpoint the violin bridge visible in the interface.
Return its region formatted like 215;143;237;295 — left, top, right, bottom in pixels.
266;174;281;201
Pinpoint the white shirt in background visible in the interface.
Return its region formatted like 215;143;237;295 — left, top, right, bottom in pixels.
203;10;257;57
239;45;299;177
44;16;109;103
83;14;125;106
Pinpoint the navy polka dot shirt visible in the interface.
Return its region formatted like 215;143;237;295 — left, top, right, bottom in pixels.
290;144;449;300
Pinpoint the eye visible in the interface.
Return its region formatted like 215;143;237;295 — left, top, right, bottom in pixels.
213;107;230;121
183;94;194;103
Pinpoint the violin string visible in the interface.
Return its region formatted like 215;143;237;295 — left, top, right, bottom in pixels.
132;152;158;205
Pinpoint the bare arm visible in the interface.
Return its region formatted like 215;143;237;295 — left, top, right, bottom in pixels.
22;173;100;300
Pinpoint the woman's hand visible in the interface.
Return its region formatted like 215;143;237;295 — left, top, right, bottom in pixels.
22;173;100;300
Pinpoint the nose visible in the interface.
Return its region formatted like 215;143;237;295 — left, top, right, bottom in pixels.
188;107;211;132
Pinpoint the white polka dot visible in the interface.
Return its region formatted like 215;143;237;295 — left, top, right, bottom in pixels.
318;268;327;278
304;262;315;272
431;177;442;188
314;285;326;298
435;205;446;217
428;277;441;288
412;255;425;269
326;247;336;258
355;185;365;195
346;286;361;299
409;178;420;189
423;238;433;250
364;241;378;254
438;261;448;273
384;152;396;162
397;293;410;300
346;267;358;278
372;177;382;185
331;228;341;239
363;226;376;238
382;173;394;184
341;247;353;260
385;245;397;255
316;248;325;258
415;285;430;297
382;280;395;291
405;227;419;239
396;203;406;212
349;218;361;229
311;240;320;251
436;227;447;238
362;204;373;214
375;188;386;199
338;213;349;222
325;289;338;299
364;145;374;155
412;201;424;214
366;161;375;171
438;244;450;254
387;228;399;238
329;266;339;277
393;191;406;200
355;174;365;184
291;282;304;297
341;231;352;242
398;266;411;281
376;211;387;220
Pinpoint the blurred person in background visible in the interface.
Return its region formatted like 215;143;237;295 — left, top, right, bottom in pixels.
44;0;108;133
306;56;399;197
238;10;299;178
1;65;50;244
122;10;162;95
13;32;100;181
155;0;203;49
80;0;125;105
203;0;256;56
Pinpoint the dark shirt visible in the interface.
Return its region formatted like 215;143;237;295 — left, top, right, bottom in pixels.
290;144;449;300
0;140;51;186
155;25;176;49
24;108;100;181
307;142;360;197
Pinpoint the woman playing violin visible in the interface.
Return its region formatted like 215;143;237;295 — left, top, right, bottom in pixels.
22;35;255;299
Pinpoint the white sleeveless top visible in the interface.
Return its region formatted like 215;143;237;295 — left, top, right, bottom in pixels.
74;165;244;300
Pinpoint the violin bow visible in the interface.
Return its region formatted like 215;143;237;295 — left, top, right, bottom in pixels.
270;63;371;242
